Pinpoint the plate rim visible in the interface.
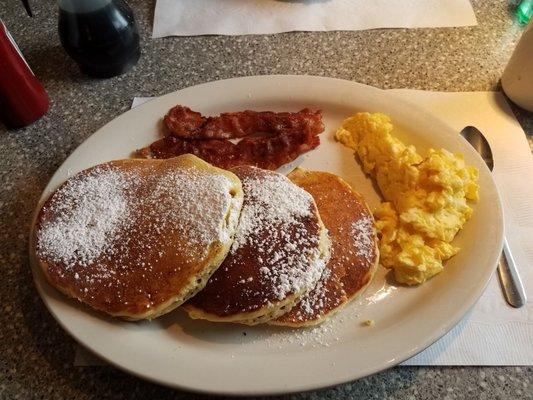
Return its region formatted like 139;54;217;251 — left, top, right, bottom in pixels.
29;74;504;396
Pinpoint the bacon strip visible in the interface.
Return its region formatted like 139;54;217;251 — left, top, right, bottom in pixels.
164;106;324;140
138;132;320;170
139;105;325;170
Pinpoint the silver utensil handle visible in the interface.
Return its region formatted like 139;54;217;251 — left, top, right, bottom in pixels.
497;237;527;308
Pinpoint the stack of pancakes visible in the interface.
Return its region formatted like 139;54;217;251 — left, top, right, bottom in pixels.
34;154;379;326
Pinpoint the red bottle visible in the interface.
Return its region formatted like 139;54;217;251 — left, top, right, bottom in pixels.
0;19;49;128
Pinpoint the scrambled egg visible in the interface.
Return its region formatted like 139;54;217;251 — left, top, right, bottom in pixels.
336;112;479;285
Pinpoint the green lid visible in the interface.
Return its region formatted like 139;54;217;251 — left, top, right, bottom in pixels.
517;0;533;25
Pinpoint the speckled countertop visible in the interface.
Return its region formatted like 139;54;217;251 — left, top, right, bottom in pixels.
0;0;532;399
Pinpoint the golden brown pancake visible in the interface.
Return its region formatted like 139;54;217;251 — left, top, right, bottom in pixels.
33;154;243;320
184;166;331;325
270;168;379;327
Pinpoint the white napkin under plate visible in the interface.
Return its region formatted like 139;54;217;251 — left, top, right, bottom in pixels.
74;89;532;366
152;0;477;38
389;90;533;366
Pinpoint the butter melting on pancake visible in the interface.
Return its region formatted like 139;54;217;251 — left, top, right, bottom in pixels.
34;155;243;320
271;169;379;327
185;166;330;325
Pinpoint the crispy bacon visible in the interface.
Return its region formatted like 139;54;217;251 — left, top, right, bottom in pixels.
139;105;325;170
164;106;324;140
138;132;320;170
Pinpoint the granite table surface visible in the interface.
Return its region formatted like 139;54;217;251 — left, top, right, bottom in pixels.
1;0;532;399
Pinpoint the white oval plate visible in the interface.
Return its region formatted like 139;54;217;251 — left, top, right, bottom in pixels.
30;75;503;396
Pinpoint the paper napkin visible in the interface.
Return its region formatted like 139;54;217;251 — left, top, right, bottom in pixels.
152;0;477;38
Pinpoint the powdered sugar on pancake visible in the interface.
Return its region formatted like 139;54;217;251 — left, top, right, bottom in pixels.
298;268;342;318
282;214;375;322
351;215;374;261
232;171;326;301
148;168;235;248
37;164;235;271
37;166;136;267
272;171;378;326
